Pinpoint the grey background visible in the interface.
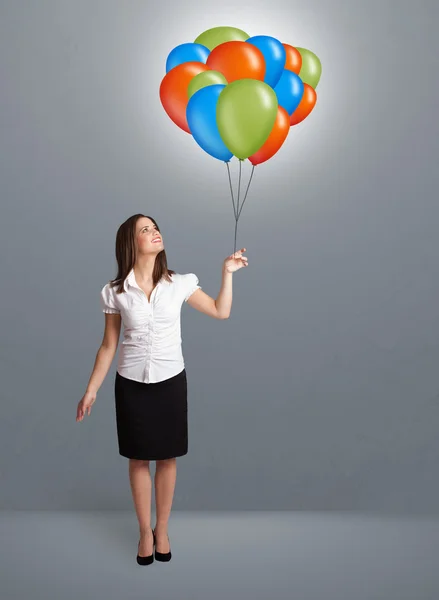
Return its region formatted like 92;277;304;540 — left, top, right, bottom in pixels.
1;0;438;514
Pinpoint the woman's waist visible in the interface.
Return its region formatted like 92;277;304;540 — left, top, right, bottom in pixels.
121;332;181;347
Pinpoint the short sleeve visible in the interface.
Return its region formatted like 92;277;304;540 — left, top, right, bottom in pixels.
100;283;121;314
184;273;202;302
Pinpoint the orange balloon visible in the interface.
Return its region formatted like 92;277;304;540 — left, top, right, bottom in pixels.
206;41;265;83
290;83;317;126
248;106;290;166
283;44;302;74
159;62;210;133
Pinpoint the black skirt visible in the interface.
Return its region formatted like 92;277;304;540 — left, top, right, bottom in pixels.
114;368;188;460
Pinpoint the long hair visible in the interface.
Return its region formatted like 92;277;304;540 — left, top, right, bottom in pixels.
108;214;175;294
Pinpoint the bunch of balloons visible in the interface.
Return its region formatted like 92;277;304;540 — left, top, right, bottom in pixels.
159;26;322;253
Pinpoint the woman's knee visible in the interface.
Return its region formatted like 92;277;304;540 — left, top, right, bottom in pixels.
129;458;150;467
156;457;176;467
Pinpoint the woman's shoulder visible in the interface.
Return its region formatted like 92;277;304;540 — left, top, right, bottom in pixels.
169;272;198;285
168;271;189;282
101;280;112;293
101;279;119;292
101;280;126;300
171;271;196;278
100;280;122;313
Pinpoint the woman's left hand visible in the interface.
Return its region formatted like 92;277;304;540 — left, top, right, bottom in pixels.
223;248;249;273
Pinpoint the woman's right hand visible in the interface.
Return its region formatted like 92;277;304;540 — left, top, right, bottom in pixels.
76;391;97;422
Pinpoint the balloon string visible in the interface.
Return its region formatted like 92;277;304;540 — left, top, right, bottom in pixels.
233;160;243;256
226;161;237;220
226;160;256;257
237;164;255;221
237;159;242;217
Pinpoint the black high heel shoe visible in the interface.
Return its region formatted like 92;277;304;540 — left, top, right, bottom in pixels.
136;527;154;565
153;528;172;562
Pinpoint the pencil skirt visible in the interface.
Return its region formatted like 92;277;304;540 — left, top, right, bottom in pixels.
114;368;188;460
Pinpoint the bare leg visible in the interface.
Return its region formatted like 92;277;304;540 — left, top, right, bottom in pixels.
154;457;177;552
129;458;153;556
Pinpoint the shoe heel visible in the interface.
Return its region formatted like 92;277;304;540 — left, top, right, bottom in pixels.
153;528;172;562
136;528;154;565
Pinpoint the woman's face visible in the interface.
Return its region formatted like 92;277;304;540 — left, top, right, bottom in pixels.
135;217;164;255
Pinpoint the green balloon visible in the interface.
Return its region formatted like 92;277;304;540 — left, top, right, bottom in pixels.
217;79;278;160
194;26;249;51
187;70;228;99
295;47;322;89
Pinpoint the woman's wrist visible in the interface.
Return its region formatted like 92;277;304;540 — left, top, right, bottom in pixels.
222;263;233;275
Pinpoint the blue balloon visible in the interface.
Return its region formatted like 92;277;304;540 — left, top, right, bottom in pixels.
166;42;210;72
246;35;286;88
274;70;304;115
186;85;233;162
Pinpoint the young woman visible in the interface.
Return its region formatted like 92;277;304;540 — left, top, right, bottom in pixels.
75;213;248;565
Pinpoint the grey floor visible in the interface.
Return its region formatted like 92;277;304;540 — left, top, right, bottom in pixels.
2;511;439;599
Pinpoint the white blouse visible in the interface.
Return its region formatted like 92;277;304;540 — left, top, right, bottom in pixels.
100;268;201;383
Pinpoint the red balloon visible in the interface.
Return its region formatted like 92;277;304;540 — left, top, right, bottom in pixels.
290;83;317;126
249;106;290;166
283;44;302;74
206;41;265;82
159;62;210;133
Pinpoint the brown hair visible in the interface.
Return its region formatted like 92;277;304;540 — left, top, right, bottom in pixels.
108;214;175;294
